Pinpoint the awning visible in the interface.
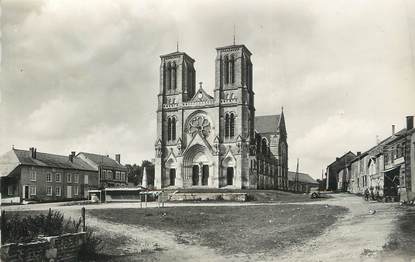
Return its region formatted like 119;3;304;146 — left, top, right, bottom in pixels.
382;165;401;173
104;187;146;192
88;190;102;193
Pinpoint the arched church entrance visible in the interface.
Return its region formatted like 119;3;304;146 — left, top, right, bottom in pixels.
183;144;212;187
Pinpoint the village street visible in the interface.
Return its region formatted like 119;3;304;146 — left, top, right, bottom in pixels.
2;193;403;261
276;194;400;262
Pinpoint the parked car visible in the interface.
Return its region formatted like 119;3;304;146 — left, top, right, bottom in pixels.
310;187;320;198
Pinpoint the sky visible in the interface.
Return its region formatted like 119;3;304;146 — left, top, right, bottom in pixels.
1;0;414;179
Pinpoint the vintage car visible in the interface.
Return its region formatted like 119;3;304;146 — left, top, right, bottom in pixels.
309;187;321;199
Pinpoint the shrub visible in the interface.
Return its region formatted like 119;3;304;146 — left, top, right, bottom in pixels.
1;209;81;244
246;194;255;201
78;228;104;261
216;195;224;201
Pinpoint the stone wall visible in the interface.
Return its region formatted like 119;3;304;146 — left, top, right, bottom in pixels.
168;192;247;202
1;232;86;262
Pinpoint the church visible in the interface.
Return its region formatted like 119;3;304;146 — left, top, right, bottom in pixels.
154;44;288;190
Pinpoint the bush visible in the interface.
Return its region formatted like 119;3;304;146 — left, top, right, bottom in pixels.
1;209;81;244
216;195;224;201
79;228;104;261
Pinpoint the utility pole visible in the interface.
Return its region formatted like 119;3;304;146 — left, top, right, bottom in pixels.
295;158;299;192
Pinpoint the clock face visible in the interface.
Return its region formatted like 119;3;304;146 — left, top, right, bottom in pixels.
197;92;203;99
188;115;211;137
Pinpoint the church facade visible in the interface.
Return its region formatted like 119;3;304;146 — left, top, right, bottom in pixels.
154;44;288;190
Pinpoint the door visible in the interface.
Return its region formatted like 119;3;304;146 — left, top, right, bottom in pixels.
67;186;72;198
23;185;29;199
169;169;176;186
202;165;209;185
384;169;399;197
192;165;199;186
227;167;234;185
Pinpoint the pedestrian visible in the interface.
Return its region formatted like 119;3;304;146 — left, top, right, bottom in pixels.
370;187;374;200
364;188;369;201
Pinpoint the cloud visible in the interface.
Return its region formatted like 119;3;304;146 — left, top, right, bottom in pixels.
1;0;415;178
26;97;81;139
292;112;377;159
290;112;380;176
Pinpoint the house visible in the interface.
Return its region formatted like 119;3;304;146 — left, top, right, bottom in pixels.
325;151;357;191
287;171;319;193
347;116;415;202
77;152;128;188
0;148;98;203
337;165;352;192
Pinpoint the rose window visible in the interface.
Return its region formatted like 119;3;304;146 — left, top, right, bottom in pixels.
188;115;211;137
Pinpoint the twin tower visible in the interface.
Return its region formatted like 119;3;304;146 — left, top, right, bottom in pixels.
156;44;254;112
154;44;287;190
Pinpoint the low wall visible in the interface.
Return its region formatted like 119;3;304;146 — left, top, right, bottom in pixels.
1;197;21;205
168;192;247;202
1;232;86;262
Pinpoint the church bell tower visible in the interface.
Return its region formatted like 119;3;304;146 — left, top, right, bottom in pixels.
214;44;255;143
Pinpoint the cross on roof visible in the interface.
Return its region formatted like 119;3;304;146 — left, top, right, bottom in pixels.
199;82;203;88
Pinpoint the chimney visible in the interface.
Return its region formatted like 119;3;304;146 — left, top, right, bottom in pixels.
407;116;414;130
69;151;75;163
30;147;37;159
357;151;361;156
115;154;121;164
392;125;396;136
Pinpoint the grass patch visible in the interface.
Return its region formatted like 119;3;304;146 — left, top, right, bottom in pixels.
89;204;347;255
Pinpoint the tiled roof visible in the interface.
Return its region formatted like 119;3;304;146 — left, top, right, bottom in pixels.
288;171;319;184
351;128;410;163
328;151;356;167
12;149;95;171
255;115;281;134
77;152;126;170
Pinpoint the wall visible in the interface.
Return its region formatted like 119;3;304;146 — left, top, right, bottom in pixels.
326;152;356;191
17;166;98;201
1;232;86;262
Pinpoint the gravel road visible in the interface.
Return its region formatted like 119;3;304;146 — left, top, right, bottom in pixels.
2;193;401;261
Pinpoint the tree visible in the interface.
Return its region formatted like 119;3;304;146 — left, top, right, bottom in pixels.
125;164;140;186
125;160;155;186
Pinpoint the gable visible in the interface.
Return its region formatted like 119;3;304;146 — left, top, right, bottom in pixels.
183;131;214;155
0;150;21;177
189;87;214;103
